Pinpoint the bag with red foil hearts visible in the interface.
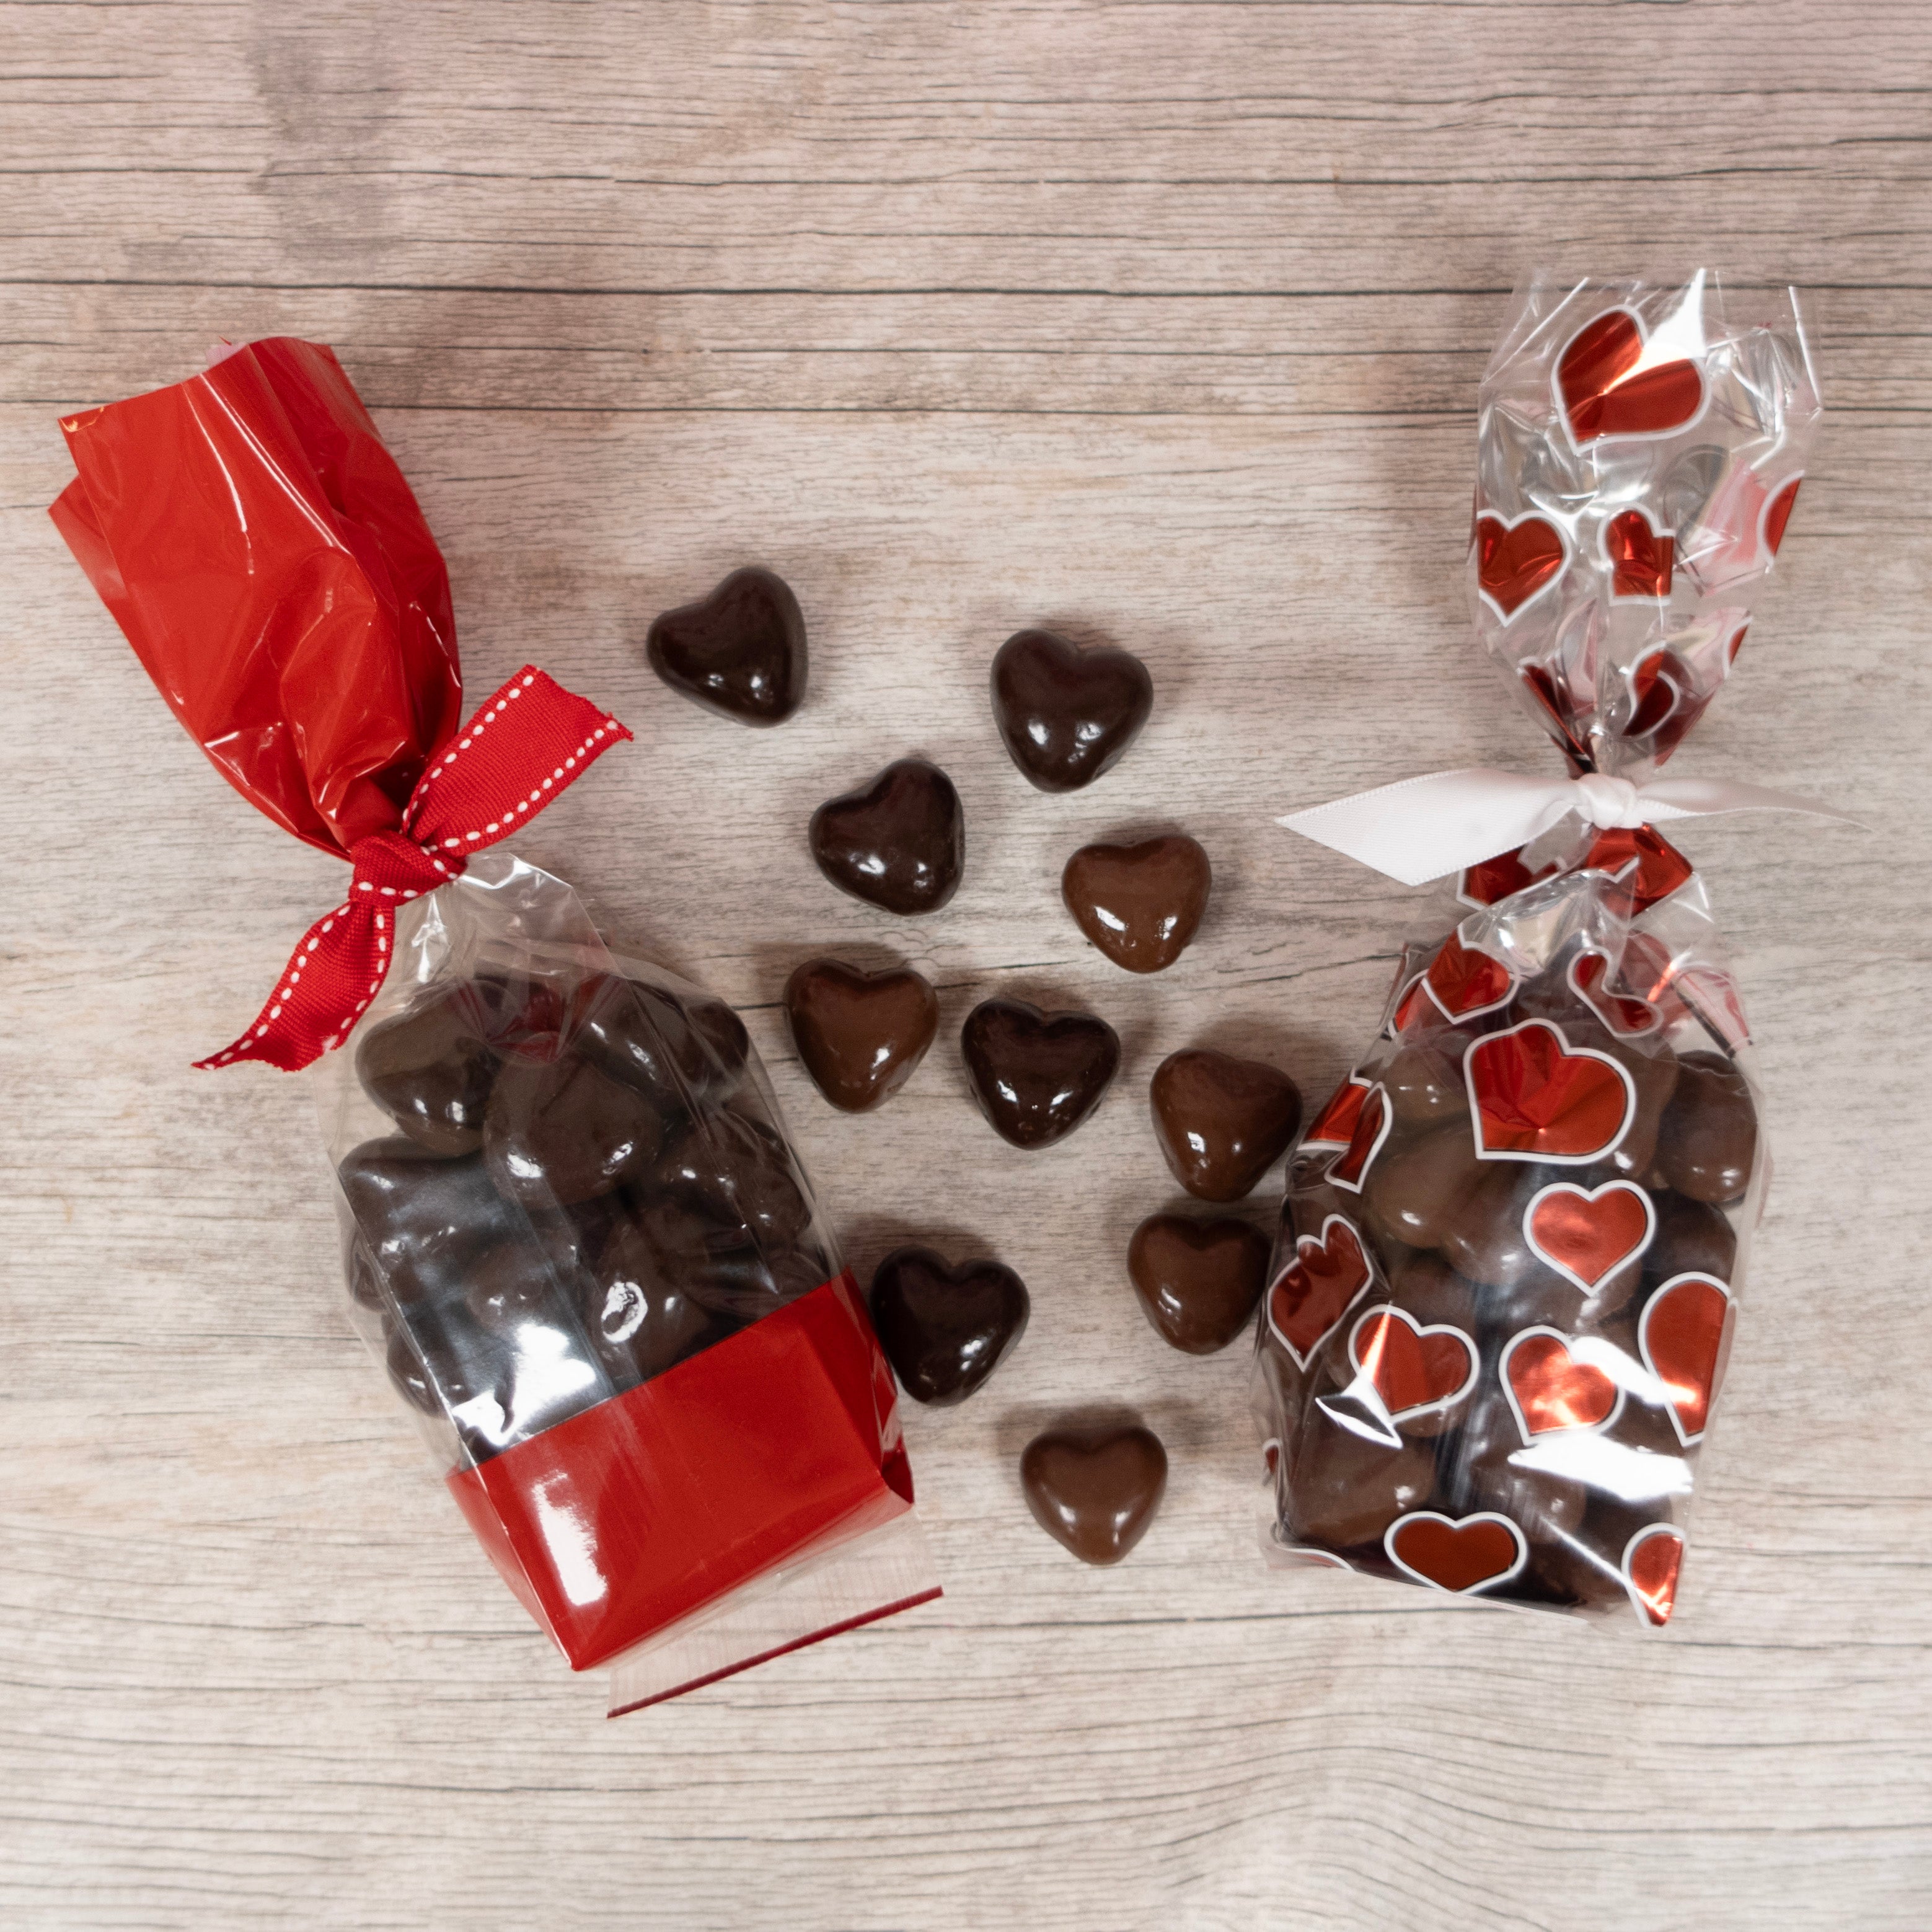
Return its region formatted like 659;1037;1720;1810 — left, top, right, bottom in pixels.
51;338;935;1711
1258;273;1842;1625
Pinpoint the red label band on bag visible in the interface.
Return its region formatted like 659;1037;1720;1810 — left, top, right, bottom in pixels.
448;1273;921;1672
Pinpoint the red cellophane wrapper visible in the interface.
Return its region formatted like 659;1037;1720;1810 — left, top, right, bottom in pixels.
53;341;937;1711
1255;275;1821;1626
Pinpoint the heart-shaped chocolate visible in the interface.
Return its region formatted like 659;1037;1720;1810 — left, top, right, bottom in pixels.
960;997;1120;1149
868;1245;1030;1405
1062;834;1211;975
571;974;749;1111
809;757;964;915
990;628;1153;793
356;986;500;1154
1654;1051;1757;1205
645;566;807;726
1150;1048;1302;1201
483;1054;667;1209
784;957;938;1112
1127;1212;1268;1354
1020;1420;1167;1565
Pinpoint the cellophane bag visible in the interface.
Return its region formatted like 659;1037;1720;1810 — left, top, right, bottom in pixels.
1255;274;1822;1626
52;338;937;1711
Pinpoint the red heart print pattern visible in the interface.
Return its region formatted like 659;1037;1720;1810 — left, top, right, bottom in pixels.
1476;513;1567;619
1348;1305;1477;1423
1570;949;1661;1036
1384;1512;1527;1594
1622;1524;1685;1628
1458;846;1556;910
1425;928;1517;1023
1626;648;1689;738
1726;623;1749;668
1604;508;1674;598
1762;476;1802;557
1304;1074;1371;1150
1558;308;1705;444
1389;974;1427;1036
1524;1180;1655;1294
1266;1215;1373;1369
1639;1273;1733;1444
1519;661;1588;763
1465;1020;1636;1163
1578;826;1694;917
1501;1327;1624;1440
1326;1084;1390;1194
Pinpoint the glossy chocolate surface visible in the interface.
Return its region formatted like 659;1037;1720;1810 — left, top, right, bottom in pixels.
483;1054;666;1209
1020;1421;1168;1564
1127;1212;1268;1354
990;629;1153;793
868;1245;1030;1405
809;757;964;915
1361;1127;1481;1254
588;1215;730;1382
645;565;807;726
1062;834;1211;974
355;987;498;1153
960;997;1121;1149
338;1139;512;1305
1149;1048;1302;1202
652;1100;816;1251
784;958;939;1112
1654;1051;1757;1204
1644;1189;1738;1283
573;974;749;1111
1284;1411;1439;1550
1379;1041;1467;1132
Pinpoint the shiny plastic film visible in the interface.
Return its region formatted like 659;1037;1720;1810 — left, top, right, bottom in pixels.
51;340;935;1709
1260;275;1813;1627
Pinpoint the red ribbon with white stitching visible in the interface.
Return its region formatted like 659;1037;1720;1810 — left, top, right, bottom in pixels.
201;666;630;1072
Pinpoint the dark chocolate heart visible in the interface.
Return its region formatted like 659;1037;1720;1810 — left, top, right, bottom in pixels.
585;1214;732;1383
990;629;1153;792
483;1054;667;1209
571;973;749;1111
1149;1048;1302;1201
337;1139;514;1306
784;958;938;1112
1062;834;1211;974
1126;1212;1269;1354
650;1098;817;1252
1020;1421;1167;1565
645;566;807;726
809;758;964;915
355;987;500;1154
868;1245;1030;1405
960;997;1120;1149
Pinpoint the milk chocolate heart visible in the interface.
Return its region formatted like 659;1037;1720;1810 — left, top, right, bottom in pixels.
1127;1212;1269;1354
961;997;1119;1149
645;566;808;726
1500;1326;1623;1440
1622;1523;1685;1628
1476;513;1566;619
1466;1020;1636;1163
1654;1051;1757;1205
1604;508;1674;598
1524;1180;1654;1293
783;958;938;1113
868;1245;1029;1405
1020;1420;1167;1564
356;986;500;1154
1266;1214;1371;1369
809;758;964;915
1638;1271;1732;1444
1558;309;1705;444
1347;1305;1477;1426
1062;834;1211;974
1150;1048;1302;1201
990;628;1153;792
1384;1511;1527;1594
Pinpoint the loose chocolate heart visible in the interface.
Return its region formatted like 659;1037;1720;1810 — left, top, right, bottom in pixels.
1150;1048;1303;1202
645;566;807;726
868;1245;1030;1405
1127;1212;1268;1354
483;1054;666;1209
809;758;964;915
784;958;939;1112
356;986;500;1154
990;628;1153;793
1020;1421;1167;1565
1062;834;1211;975
961;997;1120;1149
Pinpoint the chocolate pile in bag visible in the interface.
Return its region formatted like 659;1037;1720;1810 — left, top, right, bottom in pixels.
339;969;836;1463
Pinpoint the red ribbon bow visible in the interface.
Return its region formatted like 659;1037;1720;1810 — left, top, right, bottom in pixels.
201;666;630;1072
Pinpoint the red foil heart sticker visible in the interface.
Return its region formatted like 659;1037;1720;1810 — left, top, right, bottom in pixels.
1577;826;1695;917
1326;1084;1391;1194
1500;1327;1625;1440
1348;1305;1477;1424
1626;648;1690;738
1518;661;1589;766
1639;1273;1734;1445
1475;513;1568;619
1465;1020;1636;1163
1762;475;1802;557
1458;846;1556;910
1424;926;1517;1023
1558;307;1705;443
1266;1215;1373;1369
1603;508;1674;598
1622;1524;1685;1628
1384;1512;1527;1594
1305;1074;1373;1150
1524;1180;1656;1293
1569;948;1662;1036
1388;974;1427;1036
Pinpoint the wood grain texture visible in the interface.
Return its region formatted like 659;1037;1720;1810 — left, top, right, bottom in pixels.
3;3;1930;1927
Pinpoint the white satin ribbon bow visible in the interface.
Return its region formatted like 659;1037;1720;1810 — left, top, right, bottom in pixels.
1279;769;1862;888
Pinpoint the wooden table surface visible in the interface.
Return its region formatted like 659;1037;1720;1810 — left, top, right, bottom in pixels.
5;4;1930;1928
